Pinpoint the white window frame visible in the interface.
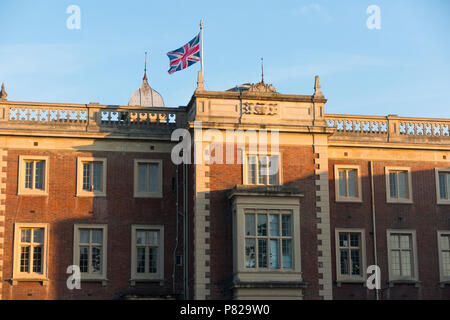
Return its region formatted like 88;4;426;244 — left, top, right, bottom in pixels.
243;153;282;186
76;157;107;197
73;224;108;282
18;156;49;196
385;167;413;204
133;159;163;198
12;223;49;284
436;168;450;205
232;197;302;283
437;230;450;283
243;209;294;271
130;225;164;283
334;165;363;203
386;229;419;283
335;228;366;283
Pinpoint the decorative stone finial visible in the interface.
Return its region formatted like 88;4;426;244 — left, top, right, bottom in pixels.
196;70;205;91
0;83;7;100
313;75;324;98
143;52;148;81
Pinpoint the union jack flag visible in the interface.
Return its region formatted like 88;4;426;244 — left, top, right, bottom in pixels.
167;33;201;74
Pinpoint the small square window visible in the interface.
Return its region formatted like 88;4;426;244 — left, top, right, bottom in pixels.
244;154;281;186
76;157;107;197
18;156;49;195
436;169;450;205
133;159;162;198
385;167;413;204
334;165;362;202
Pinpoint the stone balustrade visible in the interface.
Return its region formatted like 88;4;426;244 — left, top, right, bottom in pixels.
0;102;187;135
325;114;450;144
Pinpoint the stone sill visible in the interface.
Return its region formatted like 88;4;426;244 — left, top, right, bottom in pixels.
11;278;49;286
388;280;421;288
336;279;366;287
232;280;310;290
129;279;165;287
80;278;108;286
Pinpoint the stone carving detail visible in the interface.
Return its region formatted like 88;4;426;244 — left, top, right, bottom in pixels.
242;103;278;115
247;82;277;94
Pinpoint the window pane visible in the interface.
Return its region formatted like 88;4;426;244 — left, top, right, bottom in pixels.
138;164;147;192
21;229;31;243
442;252;450;277
400;235;411;249
137;247;146;273
25;162;33;189
258;239;268;268
347;169;357;197
441;235;450;250
338;170;346;197
269;215;279;237
79;247;89;273
34;161;44;190
340;250;349;275
439;173;449;199
148;164;158;193
245;239;256;268
270;239;280;269
339;233;348;247
268;155;279;185
148;231;159;245
448;174;450;199
136;231;146;245
247;156;256;185
93;162;102;191
389;172;397;198
281;215;292;237
350;249;361;275
245;214;255;236
92;230;102;244
390;234;399;249
258;157;268;185
33;246;42;273
149;247;158;273
92;246;102;273
80;230;89;244
33;229;43;244
398;171;407;199
257;214;267;236
20;246;30;272
401;251;412;276
282;239;292;269
82;163;91;191
391;250;401;276
350;233;360;247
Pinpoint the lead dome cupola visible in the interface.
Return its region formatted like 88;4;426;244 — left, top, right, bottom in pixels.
128;57;165;107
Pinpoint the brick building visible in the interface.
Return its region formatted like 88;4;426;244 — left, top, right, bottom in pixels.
0;70;448;300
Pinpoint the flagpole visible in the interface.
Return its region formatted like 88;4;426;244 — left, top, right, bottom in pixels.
200;19;204;71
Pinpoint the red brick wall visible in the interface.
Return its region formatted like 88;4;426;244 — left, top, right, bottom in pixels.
207;144;321;299
2;149;184;300
329;159;450;300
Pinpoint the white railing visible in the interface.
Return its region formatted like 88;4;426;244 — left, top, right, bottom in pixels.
325;114;450;140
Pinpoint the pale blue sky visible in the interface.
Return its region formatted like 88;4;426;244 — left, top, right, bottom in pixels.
0;0;449;117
